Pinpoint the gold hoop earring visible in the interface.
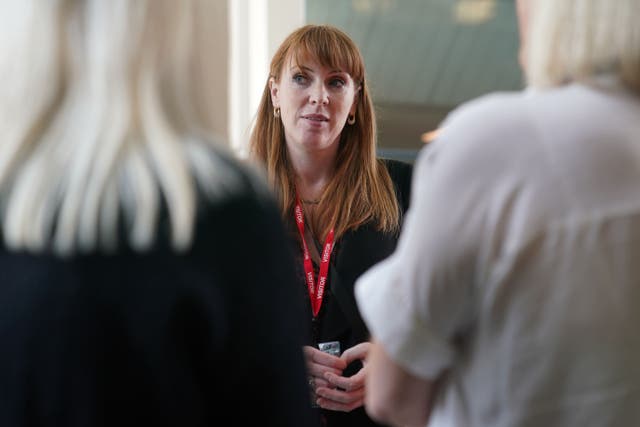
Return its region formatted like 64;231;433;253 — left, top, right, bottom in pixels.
274;107;281;118
347;114;356;125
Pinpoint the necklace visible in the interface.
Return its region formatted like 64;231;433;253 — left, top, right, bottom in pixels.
302;199;320;205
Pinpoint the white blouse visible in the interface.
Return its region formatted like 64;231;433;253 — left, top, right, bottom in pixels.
356;82;640;427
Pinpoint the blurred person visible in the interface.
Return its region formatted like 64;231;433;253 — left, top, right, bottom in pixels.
249;24;412;427
355;0;640;426
0;1;318;426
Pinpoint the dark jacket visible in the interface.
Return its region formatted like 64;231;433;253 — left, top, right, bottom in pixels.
0;151;319;427
289;158;413;427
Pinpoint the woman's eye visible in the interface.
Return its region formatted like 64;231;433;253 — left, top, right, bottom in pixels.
293;74;308;84
329;78;346;88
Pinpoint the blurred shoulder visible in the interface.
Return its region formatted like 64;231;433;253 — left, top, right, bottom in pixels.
182;139;283;241
440;90;532;141
185;139;288;253
424;90;541;163
438;86;601;146
187;138;273;208
411;90;545;192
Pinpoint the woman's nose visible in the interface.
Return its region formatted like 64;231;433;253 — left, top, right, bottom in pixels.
309;83;329;105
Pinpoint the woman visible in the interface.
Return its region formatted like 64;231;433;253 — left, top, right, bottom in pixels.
356;0;640;426
0;1;316;426
249;24;412;427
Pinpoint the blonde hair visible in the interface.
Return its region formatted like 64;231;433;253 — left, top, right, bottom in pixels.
249;24;400;240
525;0;640;94
0;0;234;255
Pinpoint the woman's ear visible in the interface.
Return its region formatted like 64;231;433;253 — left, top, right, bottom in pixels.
269;77;279;107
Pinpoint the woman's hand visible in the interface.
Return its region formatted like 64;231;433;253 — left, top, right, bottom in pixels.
304;345;347;394
315;342;370;412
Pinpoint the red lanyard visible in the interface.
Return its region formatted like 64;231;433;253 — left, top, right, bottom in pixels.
294;196;335;317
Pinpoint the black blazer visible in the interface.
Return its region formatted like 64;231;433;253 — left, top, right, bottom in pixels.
289;159;413;427
0;152;319;427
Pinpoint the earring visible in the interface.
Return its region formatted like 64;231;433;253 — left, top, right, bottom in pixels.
274;107;281;118
347;114;356;125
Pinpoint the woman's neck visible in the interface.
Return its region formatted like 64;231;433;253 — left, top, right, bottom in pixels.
288;145;338;201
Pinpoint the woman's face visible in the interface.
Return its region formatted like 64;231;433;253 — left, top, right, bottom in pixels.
270;55;359;155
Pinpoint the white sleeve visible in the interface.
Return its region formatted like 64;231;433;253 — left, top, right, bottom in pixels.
355;108;497;379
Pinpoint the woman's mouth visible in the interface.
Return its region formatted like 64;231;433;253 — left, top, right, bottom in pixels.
302;114;329;122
